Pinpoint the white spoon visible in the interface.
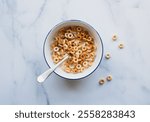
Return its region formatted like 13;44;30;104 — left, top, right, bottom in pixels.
37;55;69;83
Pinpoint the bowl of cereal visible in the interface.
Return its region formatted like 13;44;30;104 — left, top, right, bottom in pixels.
43;20;103;80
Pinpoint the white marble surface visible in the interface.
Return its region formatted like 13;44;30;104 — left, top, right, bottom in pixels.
0;0;150;104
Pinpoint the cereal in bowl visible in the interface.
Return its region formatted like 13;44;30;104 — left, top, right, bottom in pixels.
51;26;96;73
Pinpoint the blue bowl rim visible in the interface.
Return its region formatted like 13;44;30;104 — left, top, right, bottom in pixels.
43;19;104;80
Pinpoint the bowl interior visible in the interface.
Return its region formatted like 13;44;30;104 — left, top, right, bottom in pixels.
44;20;103;79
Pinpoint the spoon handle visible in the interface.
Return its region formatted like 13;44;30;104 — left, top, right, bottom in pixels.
37;55;68;83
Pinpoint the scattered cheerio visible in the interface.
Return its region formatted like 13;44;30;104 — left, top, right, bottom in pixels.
99;79;105;85
112;34;117;41
106;75;112;81
105;53;111;59
119;43;124;49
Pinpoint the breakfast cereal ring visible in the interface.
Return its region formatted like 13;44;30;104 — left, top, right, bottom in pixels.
58;43;63;47
81;32;85;37
80;52;86;58
66;29;72;33
85;34;89;38
52;51;57;55
87;37;92;41
73;68;78;73
73;46;78;51
65;67;71;73
74;40;80;46
61;34;65;38
82;46;87;51
65;33;69;38
112;34;117;41
63;44;68;50
75;53;80;58
70;50;75;55
86;53;90;58
99;79;105;85
64;62;69;67
88;62;93;66
77;26;82;32
85;42;89;46
92;45;97;50
119;43;124;49
86;49;91;53
83;37;88;41
55;51;61;55
105;53;111;59
77;35;82;40
76;64;82;70
51;43;56;49
54;37;59;41
83;61;88;67
87;45;93;49
57;39;61;44
59;48;64;53
53;47;59;52
106;75;112;81
72;31;77;36
58;56;63;60
73;57;78;63
90;52;95;58
86;58;93;62
80;67;84;72
68;33;74;39
76;50;82;55
62;39;67;44
69;64;75;69
53;57;59;63
69;40;73;45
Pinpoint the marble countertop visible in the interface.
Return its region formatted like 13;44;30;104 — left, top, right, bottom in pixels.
0;0;150;105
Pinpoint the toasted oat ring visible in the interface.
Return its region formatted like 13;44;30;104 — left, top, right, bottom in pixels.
53;57;59;63
65;33;69;38
99;79;105;85
76;64;82;70
80;67;84;72
65;67;71;73
77;50;82;55
81;32;85;37
70;50;75;55
112;34;117;41
69;64;75;69
53;47;59;52
119;43;124;49
63;44;68;50
68;33;74;39
66;29;72;33
105;53;111;59
77;35;82;40
82;46;87;51
106;75;112;81
88;37;92;41
77;26;82;32
73;57;78;63
83;61;88;67
73;46;78;51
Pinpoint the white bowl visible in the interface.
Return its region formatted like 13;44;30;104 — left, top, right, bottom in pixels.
43;20;104;80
